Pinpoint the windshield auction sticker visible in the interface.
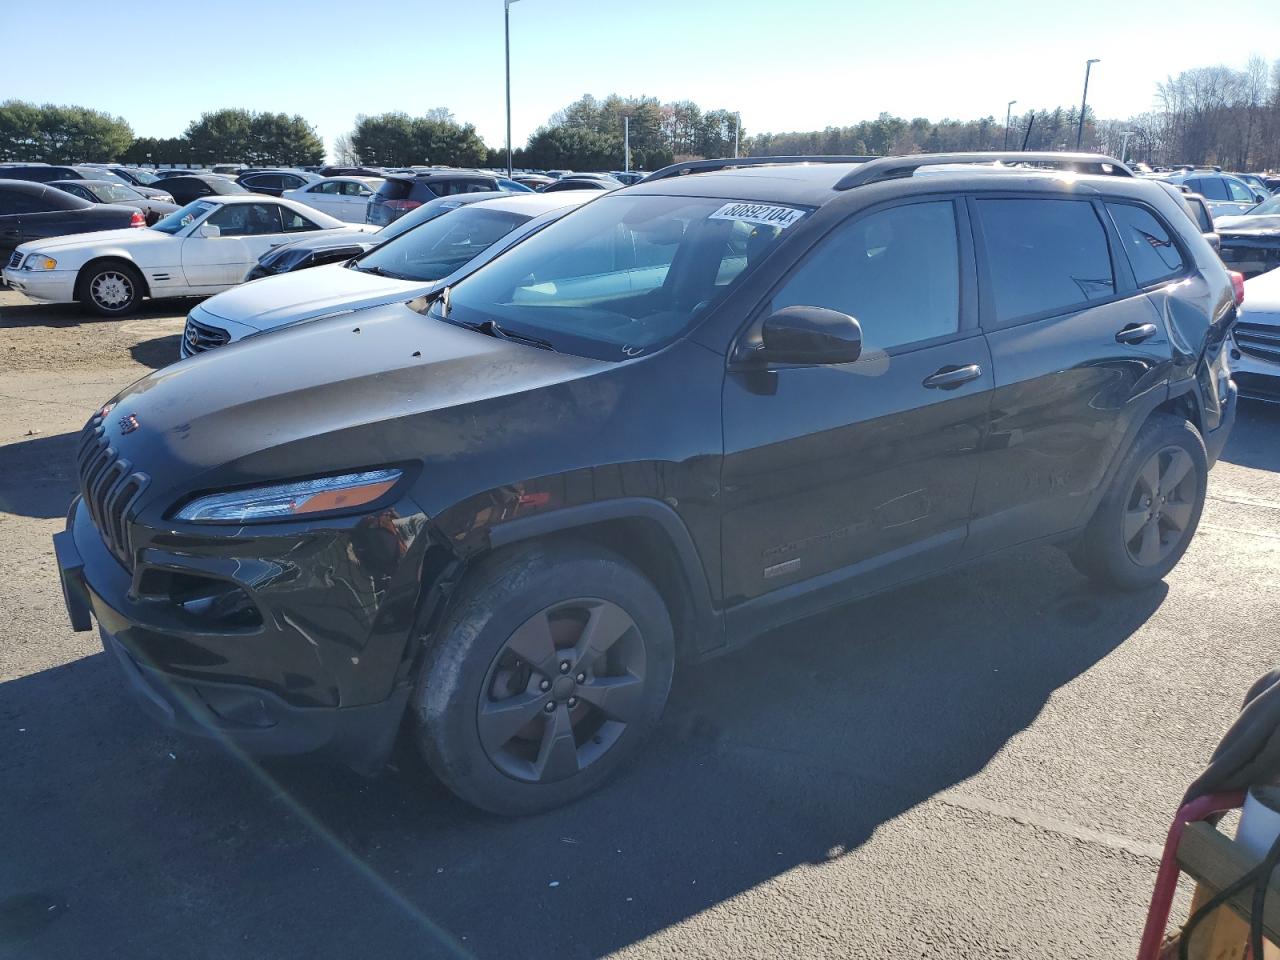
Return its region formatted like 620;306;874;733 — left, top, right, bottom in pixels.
709;202;807;229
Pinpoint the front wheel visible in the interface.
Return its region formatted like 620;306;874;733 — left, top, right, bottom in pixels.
412;541;675;816
80;262;143;317
1070;414;1207;591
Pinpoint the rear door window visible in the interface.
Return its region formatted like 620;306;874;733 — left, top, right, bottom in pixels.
976;198;1115;325
772;200;961;350
1193;177;1229;201
1105;203;1185;286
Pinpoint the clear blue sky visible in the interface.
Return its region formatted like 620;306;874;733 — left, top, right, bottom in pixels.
3;0;1274;159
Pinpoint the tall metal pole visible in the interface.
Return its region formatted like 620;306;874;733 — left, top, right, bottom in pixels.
1120;130;1135;164
624;116;631;172
504;0;520;177
1004;100;1017;150
734;113;740;158
1076;58;1099;150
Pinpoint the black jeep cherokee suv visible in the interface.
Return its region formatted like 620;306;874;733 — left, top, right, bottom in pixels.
55;152;1239;815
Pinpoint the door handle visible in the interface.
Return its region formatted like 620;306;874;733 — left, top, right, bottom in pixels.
922;364;983;390
1115;322;1158;344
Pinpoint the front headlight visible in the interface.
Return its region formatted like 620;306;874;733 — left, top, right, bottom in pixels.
174;469;402;522
24;254;57;270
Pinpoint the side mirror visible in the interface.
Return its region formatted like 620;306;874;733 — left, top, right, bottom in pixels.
198;222;221;239
757;305;863;365
1206;233;1221;252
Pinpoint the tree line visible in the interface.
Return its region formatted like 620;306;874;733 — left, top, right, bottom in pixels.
1098;57;1279;169
0;102;325;166
4;54;1278;171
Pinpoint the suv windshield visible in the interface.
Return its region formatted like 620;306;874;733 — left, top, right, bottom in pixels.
434;194;805;360
127;168;158;185
355;205;530;282
151;200;215;234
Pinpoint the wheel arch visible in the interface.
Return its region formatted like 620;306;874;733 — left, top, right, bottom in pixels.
484;498;723;660
74;255;150;302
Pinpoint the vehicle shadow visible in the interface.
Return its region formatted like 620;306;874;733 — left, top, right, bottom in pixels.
129;334;182;369
0;430;79;519
0;545;1164;960
0;297;201;330
1219;399;1280;472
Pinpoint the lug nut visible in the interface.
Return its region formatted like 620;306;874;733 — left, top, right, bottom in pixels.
567;697;578;708
539;679;551;692
559;660;571;674
544;701;556;713
575;672;586;683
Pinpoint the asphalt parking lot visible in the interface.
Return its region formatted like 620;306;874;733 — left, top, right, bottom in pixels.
2;286;1278;960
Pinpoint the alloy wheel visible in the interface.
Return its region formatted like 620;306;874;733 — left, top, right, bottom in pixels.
1124;445;1197;567
90;272;134;310
478;598;647;784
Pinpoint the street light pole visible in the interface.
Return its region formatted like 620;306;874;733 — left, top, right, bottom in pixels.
1076;58;1100;150
504;0;522;177
1120;130;1135;164
734;113;741;159
624;115;630;172
1004;100;1017;151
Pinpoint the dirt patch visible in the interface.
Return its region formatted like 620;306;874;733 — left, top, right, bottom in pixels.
0;288;193;373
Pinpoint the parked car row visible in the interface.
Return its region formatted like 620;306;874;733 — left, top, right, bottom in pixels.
184;190;595;355
45;151;1247;817
4;194;374;314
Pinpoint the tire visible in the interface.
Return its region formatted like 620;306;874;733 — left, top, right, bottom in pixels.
1070;414;1207;591
80;262;143;317
412;540;675;816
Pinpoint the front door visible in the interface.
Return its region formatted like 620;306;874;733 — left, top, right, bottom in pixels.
720;198;992;624
180;202;293;288
964;194;1175;556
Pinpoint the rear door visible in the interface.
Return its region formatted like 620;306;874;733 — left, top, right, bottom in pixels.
964;194;1169;557
720;197;992;617
336;180;374;222
300;180;342;217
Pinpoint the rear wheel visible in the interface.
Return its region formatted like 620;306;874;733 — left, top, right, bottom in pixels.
412;541;675;816
1070;414;1207;591
80;262;143;317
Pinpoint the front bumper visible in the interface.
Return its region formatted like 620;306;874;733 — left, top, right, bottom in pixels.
2;267;77;303
54;495;435;772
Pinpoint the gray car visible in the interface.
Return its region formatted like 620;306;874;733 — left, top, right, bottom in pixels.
49;179;179;226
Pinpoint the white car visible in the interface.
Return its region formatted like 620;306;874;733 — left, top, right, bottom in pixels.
181;191;596;357
1232;268;1280;404
2;195;375;316
282;176;384;223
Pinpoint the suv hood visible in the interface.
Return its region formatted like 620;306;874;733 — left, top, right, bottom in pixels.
103;301;610;511
199;263;428;331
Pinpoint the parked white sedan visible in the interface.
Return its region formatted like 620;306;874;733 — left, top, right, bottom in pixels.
2;195;375;316
283;176;383;223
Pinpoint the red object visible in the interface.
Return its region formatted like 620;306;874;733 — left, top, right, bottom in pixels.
384;199;422;215
1136;790;1246;960
129;210;145;228
1229;271;1245;307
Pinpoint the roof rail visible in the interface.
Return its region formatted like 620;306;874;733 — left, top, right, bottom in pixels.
640;155;878;183
833;152;1134;190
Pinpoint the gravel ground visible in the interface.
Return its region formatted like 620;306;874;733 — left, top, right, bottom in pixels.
1;285;1278;959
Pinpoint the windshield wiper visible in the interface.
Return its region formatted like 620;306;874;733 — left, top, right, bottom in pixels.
353;264;405;279
465;318;555;351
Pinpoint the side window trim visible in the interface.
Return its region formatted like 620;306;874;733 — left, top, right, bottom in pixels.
729;194;978;364
967;192;1140;332
1101;198;1192;291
